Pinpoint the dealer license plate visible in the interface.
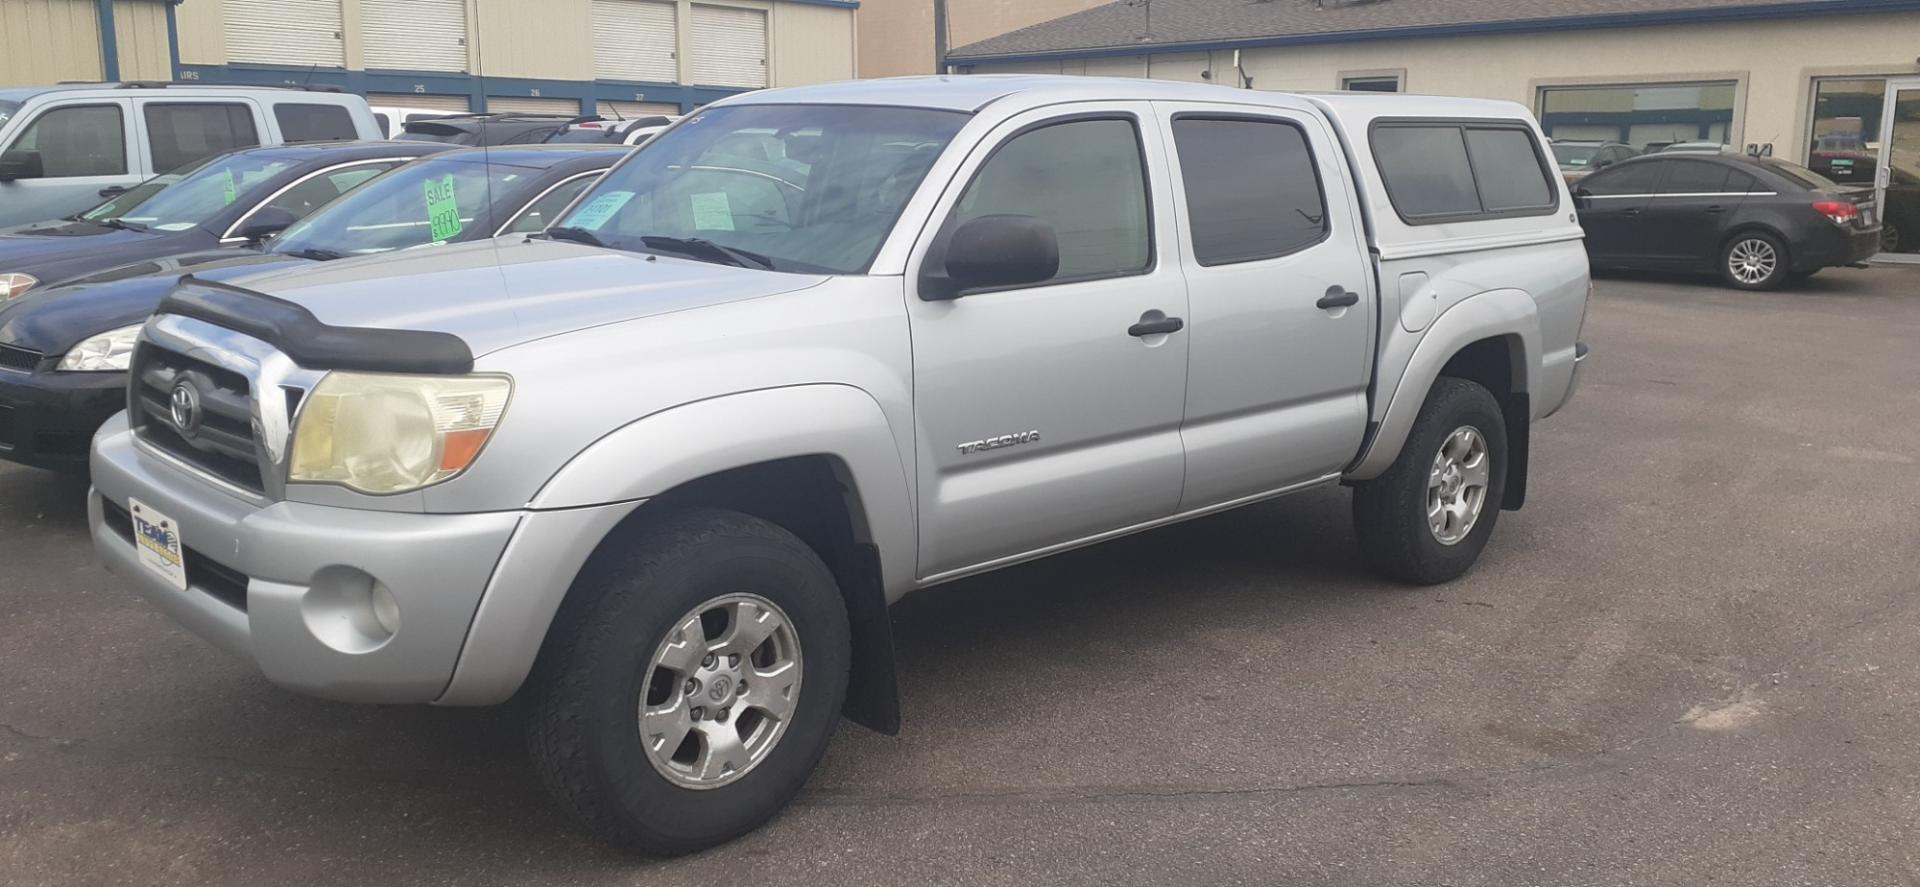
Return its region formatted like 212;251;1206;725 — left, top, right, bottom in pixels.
129;498;188;591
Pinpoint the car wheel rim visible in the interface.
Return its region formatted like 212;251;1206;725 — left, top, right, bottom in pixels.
1883;224;1901;253
638;592;803;791
1728;238;1777;285
1426;425;1490;546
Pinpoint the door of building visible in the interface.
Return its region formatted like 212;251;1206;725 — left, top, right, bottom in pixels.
1874;78;1920;262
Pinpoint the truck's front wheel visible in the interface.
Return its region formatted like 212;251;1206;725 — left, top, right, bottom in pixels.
1353;377;1508;585
526;508;851;855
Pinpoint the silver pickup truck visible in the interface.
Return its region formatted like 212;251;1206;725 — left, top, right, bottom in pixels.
88;77;1589;854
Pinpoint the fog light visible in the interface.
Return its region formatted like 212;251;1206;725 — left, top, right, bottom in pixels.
301;566;399;654
371;581;401;636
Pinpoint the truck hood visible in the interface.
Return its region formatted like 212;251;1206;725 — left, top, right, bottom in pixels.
0;250;311;355
218;238;831;357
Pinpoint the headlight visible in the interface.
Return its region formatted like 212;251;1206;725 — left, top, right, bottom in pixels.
57;324;143;372
289;372;512;495
1;273;38;300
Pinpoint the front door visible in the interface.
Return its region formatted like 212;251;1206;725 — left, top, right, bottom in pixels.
1876;78;1920;262
1638;157;1747;266
0;99;139;228
905;103;1189;579
1574;160;1663;262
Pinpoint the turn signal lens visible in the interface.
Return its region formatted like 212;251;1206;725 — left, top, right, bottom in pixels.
1812;199;1858;226
0;273;38;300
288;372;512;495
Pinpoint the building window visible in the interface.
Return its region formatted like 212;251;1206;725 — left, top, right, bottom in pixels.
1538;81;1736;154
1342;75;1401;93
1808;78;1886;187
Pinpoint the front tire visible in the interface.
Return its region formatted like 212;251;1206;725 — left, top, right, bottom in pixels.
1720;232;1789;290
526;508;851;855
1353;377;1509;585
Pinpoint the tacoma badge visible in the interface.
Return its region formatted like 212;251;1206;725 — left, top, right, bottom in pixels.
957;430;1041;455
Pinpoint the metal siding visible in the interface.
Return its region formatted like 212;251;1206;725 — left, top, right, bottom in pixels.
691;4;767;88
0;0;104;87
473;0;593;81
114;1;175;82
174;0;227;66
363;0;469;72
769;2;852;86
486;96;579;115
223;0;344;67
597;100;680;117
592;0;678;83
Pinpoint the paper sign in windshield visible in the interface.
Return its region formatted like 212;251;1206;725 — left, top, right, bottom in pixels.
221;169;237;205
691;192;735;232
568;191;634;231
425;174;463;241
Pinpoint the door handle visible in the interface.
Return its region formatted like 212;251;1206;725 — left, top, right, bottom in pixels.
97;186;128;198
1316;288;1361;310
1128;315;1184;337
1705;205;1726;214
1622;207;1641;216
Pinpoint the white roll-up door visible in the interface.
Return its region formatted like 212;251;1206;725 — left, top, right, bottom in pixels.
486;96;581;116
690;4;767;88
593;0;679;84
363;0;469;72
368;93;472;115
224;0;344;67
597;100;680;118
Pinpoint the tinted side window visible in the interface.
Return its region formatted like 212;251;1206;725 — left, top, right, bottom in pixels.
1172;117;1327;266
1465;127;1554;211
954;117;1151;283
4;105;126;177
274;104;357;142
1581;161;1661;196
1373;125;1479;217
1657;161;1731;194
1724;169;1760;193
145;103;260;171
505;175;598;234
256;162;399;220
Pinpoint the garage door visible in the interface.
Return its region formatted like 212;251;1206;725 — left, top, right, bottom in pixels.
593;0;678;84
486;96;581;116
597;100;680;119
368;93;471;115
224;0;343;68
690;4;766;89
363;0;468;72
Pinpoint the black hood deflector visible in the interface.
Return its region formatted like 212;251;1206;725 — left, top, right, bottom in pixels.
157;275;476;375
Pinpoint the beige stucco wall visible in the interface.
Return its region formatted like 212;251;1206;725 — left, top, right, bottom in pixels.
771;1;856;84
0;0;103;86
113;0;174;81
857;0;1105;79
964;11;1920;163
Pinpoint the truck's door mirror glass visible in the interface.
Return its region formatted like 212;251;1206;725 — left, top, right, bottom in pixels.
931;213;1060;298
0;150;43;181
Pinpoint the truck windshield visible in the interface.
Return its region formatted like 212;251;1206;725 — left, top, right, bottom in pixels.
557;104;969;274
273;155;536;255
88;153;295;230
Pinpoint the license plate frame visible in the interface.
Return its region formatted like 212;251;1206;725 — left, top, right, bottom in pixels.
129;498;188;592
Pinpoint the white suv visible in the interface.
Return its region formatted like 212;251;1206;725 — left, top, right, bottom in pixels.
0;82;381;228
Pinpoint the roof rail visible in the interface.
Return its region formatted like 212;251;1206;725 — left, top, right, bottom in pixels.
45;80;344;93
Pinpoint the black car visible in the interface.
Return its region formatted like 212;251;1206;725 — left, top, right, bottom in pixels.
399;113;589;147
1575;153;1881;290
0;145;625;473
0;140;455;303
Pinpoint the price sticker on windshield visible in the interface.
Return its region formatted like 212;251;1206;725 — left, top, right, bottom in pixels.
691;192;735;232
424;173;463;241
567;190;634;231
221;168;237;205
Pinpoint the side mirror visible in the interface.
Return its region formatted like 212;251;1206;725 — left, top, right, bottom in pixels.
0;150;44;182
1592;158;1613;170
922;213;1060;301
235;206;299;243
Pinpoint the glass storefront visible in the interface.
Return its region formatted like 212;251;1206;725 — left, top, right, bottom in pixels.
1809;77;1919;254
1539;81;1737;154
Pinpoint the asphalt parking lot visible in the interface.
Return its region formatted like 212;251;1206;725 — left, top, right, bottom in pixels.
4;266;1920;886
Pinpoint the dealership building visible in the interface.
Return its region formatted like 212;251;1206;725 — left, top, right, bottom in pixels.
950;0;1920;255
0;0;858;114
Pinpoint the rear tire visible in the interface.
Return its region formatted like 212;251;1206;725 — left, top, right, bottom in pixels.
1353;377;1509;585
526;507;851;856
1719;231;1789;290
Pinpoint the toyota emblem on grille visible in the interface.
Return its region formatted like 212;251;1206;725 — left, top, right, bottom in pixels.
169;380;203;436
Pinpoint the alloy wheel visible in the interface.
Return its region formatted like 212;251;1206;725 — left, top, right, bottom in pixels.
1426;425;1490;545
638;593;803;790
1727;237;1778;286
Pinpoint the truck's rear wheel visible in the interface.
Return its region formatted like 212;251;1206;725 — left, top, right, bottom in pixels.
1353;377;1508;585
526;508;851;855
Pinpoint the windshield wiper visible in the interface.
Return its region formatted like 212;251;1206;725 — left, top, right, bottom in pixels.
639;235;776;271
540;226;610;248
98;218;148;232
281;247;345;261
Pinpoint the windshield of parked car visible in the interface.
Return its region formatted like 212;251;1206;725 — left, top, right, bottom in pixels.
272;155;537;255
0;100;19;131
557;104;969;274
1552;144;1602;167
545;126;621;144
1752;157;1842;191
84;153;295;230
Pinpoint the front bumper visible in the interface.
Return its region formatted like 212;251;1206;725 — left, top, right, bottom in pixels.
0;365;125;473
91;419;525;703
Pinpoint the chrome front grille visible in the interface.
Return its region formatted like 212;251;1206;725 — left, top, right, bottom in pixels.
130;343;265;494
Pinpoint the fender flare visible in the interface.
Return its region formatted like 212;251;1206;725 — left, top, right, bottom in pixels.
1348;288;1541;481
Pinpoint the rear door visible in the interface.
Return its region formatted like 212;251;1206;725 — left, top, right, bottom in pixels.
136;99;266;174
0;98;139;227
1576;160;1663;261
1640;158;1744;264
1151;100;1374;510
904;103;1189;578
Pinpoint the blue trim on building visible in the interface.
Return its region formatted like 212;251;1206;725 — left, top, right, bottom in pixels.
95;0;121;81
784;0;859;7
952;0;1920;65
164;0;181;77
175;64;751;115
